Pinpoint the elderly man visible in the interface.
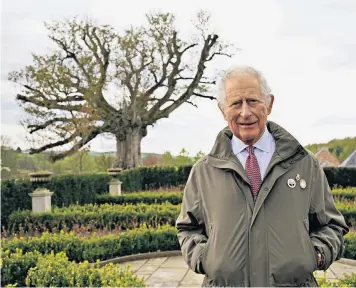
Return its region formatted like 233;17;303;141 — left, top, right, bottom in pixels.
176;66;349;287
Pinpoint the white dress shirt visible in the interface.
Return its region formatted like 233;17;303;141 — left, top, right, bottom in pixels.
231;127;276;180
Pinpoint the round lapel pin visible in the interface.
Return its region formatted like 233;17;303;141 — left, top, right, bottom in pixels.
300;179;307;189
287;179;296;188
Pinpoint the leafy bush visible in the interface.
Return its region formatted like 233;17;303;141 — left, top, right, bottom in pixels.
335;202;356;227
1;174;111;229
2;228;355;287
344;232;356;260
316;272;356;287
0;248;40;287
1;225;180;263
337;273;356;287
2;166;354;229
332;187;356;202
95;191;183;205
8;202;180;233
324;167;356;188
25;251;145;287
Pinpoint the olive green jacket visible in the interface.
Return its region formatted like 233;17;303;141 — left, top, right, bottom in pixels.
176;121;349;287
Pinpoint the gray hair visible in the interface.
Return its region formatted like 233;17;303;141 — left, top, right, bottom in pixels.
217;65;272;108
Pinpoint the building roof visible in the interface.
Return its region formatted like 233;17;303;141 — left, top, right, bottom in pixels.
314;147;341;167
339;150;356;167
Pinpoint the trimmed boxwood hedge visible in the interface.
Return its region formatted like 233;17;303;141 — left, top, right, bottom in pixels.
94;191;183;205
1;173;111;229
7;200;356;234
1;227;355;287
2;166;355;229
7;202;180;233
1;225;178;286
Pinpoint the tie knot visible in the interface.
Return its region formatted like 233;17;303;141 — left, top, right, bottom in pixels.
247;145;255;155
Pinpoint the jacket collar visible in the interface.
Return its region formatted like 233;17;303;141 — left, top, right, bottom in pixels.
231;126;274;155
208;121;304;165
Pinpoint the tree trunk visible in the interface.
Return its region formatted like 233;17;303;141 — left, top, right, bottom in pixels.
115;127;143;169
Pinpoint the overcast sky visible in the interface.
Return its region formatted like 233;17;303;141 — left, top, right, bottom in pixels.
1;0;356;156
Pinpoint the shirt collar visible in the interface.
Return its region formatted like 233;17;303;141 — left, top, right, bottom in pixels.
231;126;274;155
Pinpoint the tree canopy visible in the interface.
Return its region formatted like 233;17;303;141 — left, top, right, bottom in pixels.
10;11;234;169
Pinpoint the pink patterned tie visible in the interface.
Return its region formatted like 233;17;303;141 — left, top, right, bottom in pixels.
245;146;262;202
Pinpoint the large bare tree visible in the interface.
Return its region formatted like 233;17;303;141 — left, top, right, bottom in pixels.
9;12;234;169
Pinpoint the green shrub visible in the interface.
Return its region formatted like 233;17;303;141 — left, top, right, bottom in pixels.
324;167;356;188
344;232;356;260
1;248;40;287
2;166;354;230
1;225;180;263
1;228;355;287
25;251;145;287
335;202;356;227
337;273;356;287
8;203;180;233
316;272;356;287
332;187;356;202
95;191;183;205
1;174;111;229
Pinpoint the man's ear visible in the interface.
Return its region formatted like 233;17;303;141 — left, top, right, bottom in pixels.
267;95;274;115
218;103;227;120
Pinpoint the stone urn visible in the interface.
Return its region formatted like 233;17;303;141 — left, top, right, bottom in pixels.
28;171;54;212
107;168;123;196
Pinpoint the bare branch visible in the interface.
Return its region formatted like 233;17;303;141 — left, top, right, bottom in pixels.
206;52;233;61
175;77;216;85
17;94;84;112
193;93;216;100
154;34;221;119
29;133;78;154
50;36;92;81
27;117;72;133
181;43;198;54
185;100;198;108
50;128;101;161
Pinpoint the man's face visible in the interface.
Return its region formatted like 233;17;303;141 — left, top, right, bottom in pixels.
219;75;274;145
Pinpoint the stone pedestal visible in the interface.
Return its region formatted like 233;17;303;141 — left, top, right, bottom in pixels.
28;188;54;212
109;179;122;196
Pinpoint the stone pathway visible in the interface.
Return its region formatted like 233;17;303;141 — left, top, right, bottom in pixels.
119;256;356;287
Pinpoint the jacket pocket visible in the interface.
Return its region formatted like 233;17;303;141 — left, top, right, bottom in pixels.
202;223;215;274
269;220;317;286
302;219;318;271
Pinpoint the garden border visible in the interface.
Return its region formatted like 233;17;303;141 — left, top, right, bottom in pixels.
339;258;356;266
90;250;356;267
90;250;182;267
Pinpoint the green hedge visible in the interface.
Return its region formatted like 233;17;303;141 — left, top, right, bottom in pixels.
95;191;183;205
96;189;355;205
1;249;41;287
344;231;356;260
335;202;356;227
26;251;145;287
332;188;356;201
1;225;178;286
1;174;111;229
0;166;191;229
8;203;180;233
2;166;355;230
324;167;356;188
1;250;145;288
1;227;355;287
8;199;355;235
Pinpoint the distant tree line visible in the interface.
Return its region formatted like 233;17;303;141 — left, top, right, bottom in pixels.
305;137;356;162
0;136;205;180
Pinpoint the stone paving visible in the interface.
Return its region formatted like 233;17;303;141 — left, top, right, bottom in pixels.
119;255;356;287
